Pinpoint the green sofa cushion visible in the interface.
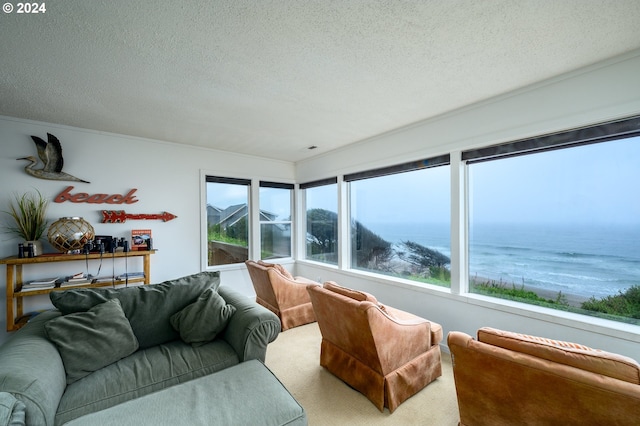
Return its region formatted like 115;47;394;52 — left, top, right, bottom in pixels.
44;299;139;384
170;288;236;346
49;271;220;349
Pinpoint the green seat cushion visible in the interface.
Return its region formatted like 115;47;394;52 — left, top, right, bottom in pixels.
55;338;239;425
63;360;307;426
170;288;236;346
49;271;220;349
44;299;139;384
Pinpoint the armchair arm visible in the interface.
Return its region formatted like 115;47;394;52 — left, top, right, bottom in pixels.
218;286;281;362
267;269;315;309
378;304;428;325
368;306;434;373
292;276;319;285
0;311;67;426
381;304;443;345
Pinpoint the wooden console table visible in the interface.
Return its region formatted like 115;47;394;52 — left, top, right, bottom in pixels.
1;250;155;331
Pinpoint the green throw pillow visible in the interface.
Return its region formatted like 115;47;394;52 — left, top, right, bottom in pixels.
170;288;236;346
49;271;221;349
44;299;139;384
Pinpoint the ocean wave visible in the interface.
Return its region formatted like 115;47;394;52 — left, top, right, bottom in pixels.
469;264;638;299
555;251;636;261
544;271;618;282
376;221;640;299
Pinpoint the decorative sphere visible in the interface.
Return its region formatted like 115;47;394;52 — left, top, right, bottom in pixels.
47;217;95;252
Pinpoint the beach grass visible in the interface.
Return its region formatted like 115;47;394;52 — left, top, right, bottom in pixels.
470;277;640;325
581;285;640;320
471;277;570;308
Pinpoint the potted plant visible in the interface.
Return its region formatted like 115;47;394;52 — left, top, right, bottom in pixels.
1;189;49;256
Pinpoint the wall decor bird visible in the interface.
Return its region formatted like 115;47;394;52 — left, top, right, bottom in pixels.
18;133;90;183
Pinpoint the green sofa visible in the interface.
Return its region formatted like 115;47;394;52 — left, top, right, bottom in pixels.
0;272;282;425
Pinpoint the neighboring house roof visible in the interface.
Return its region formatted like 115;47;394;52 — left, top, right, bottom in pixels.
207;203;281;228
206;205;223;224
260;210;277;222
217;204;247;228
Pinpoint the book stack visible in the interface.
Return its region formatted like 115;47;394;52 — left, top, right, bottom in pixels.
21;277;62;292
116;272;145;280
60;272;93;287
92;276;117;283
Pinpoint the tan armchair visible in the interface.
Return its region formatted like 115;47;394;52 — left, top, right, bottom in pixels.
245;260;318;331
448;327;640;425
306;281;443;413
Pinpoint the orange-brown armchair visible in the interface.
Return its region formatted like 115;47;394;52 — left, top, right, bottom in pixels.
307;281;443;413
245;260;318;331
448;327;640;425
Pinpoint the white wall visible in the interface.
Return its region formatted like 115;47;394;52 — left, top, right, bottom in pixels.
0;117;294;343
295;50;640;360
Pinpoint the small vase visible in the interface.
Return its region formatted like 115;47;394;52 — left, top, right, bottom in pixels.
24;240;43;257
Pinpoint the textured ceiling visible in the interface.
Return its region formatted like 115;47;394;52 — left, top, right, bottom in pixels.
1;1;640;162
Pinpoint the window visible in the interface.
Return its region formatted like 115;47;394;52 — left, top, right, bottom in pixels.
346;156;451;286
466;116;640;324
302;178;338;265
206;177;250;266
259;182;294;260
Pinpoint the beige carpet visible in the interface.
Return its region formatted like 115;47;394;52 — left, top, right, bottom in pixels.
265;322;460;425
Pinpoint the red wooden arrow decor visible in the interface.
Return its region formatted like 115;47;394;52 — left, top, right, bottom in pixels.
102;210;178;223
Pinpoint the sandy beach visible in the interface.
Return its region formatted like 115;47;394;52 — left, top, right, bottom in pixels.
468;275;589;308
526;286;589;308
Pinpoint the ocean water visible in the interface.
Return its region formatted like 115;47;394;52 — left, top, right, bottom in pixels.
365;221;640;299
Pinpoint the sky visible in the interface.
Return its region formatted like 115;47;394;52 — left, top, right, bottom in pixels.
309;135;640;226
469;136;640;225
210;136;640;227
207;183;247;209
349;166;450;224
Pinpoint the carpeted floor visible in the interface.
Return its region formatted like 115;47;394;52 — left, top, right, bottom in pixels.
265;322;460;425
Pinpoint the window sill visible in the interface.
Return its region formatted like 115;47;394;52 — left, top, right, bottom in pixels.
207;258;295;272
